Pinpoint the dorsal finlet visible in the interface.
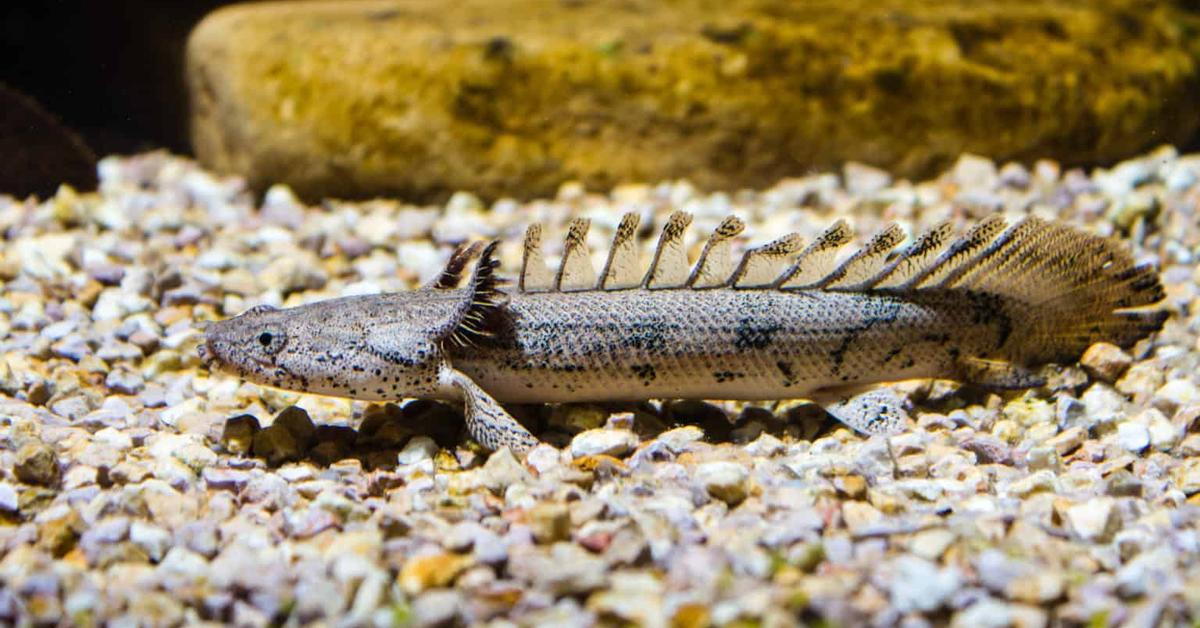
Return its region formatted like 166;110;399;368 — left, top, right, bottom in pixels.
642;211;693;289
776;220;854;289
555;217;597;292
599;212;642;290
731;233;806;289
688;215;746;289
869;221;954;290
821;223;907;291
519;223;554;293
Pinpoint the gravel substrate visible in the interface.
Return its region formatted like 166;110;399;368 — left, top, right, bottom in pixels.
0;148;1198;626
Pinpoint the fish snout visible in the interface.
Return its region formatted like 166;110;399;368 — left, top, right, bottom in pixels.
198;335;218;369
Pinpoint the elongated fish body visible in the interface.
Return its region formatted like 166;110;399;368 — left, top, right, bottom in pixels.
455;289;1009;403
202;212;1167;453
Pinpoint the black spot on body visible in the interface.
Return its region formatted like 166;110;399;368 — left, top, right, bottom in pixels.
712;370;745;383
734;318;782;351
776;360;796;387
631;364;657;386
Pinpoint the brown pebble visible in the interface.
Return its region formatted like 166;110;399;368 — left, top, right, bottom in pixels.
221;414;261;455
252;424;303;466
15;441;60;486
1080;342;1133;383
273;406;316;447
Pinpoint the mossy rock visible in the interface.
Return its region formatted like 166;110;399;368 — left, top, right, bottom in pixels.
187;0;1200;202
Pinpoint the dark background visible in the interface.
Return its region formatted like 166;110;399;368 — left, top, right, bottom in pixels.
2;0;235;156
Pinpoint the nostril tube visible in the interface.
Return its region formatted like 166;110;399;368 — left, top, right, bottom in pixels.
198;338;215;368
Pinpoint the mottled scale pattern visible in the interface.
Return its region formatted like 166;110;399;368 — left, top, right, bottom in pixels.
452;288;1014;404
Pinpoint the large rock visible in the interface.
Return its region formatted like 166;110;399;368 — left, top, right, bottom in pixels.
187;0;1200;202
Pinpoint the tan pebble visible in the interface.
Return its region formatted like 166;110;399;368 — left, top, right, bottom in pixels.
834;475;868;500
1172;458;1200;495
841;501;883;531
1174;404;1200;432
696;461;749;506
1065;497;1119;542
1002;397;1054;427
37;510;83;557
1080;342;1132;383
1046;426;1086;455
528;502;571;544
15;441;60;486
399;553;473;595
1116;362;1164;398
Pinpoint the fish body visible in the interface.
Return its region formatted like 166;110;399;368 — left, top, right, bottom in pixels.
456;289;1009;403
202;212;1166;453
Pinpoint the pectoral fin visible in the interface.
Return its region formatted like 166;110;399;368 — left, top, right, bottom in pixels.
956;356;1045;390
441;367;539;454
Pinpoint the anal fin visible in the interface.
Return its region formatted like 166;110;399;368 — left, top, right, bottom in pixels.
822;388;909;435
956;356;1045;390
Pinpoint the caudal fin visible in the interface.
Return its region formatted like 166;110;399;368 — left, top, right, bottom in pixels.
916;216;1166;363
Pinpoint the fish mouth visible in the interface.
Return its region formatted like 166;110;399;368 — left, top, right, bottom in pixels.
198;336;219;370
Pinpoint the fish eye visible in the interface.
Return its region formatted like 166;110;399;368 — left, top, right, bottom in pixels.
255;328;286;354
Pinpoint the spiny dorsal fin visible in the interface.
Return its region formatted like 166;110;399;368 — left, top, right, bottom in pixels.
688;215;745;289
519;223;553;293
555;217;597;292
776;220;853;289
869;221;954;289
599;212;642;290
823;222;907;291
430;241;483;289
905;214;1006;289
731;233;805;289
448;241;506;347
643;211;693;289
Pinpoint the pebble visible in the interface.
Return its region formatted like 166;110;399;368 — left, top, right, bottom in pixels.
0;482;17;512
1080;342;1132;382
220;414;260;455
252;425;304;465
1116;421;1150;453
1065;498;1119;542
15;441;60;486
695;461;750;506
479;447;531;494
569;428;639;458
1156;379;1198;412
889;556;962;613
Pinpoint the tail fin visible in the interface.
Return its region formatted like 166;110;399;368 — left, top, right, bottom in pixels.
923;217;1166;363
